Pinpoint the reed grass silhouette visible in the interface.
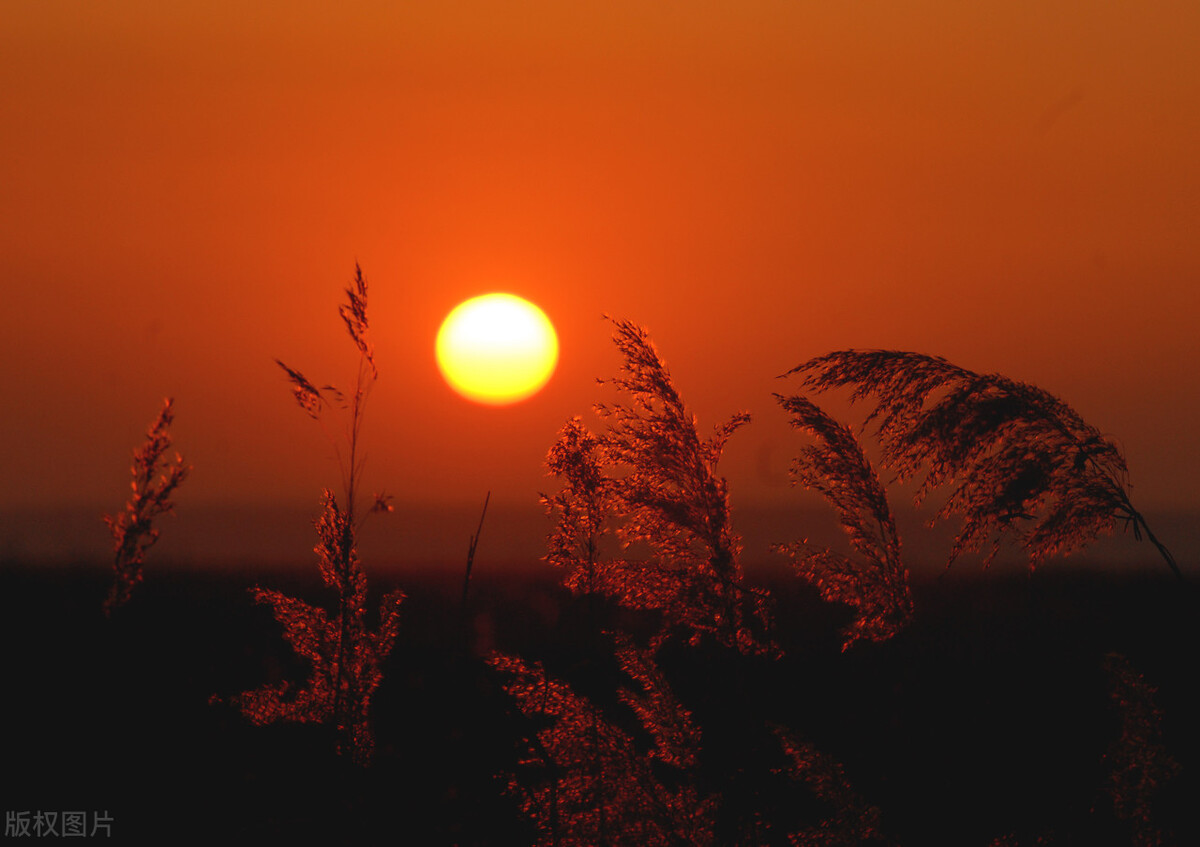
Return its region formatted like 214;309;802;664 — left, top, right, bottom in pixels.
771;395;913;650
103;397;190;616
489;638;716;846
783;350;1179;575
543;416;609;598
461;490;491;612
1103;652;1180;847
227;265;403;765
520;321;913;842
543;318;773;655
79;306;1189;841
770;724;888;846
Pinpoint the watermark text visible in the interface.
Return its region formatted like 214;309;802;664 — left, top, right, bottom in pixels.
4;811;112;839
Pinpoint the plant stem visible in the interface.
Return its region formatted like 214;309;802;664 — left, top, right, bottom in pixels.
333;355;370;745
461;491;491;612
1133;509;1182;580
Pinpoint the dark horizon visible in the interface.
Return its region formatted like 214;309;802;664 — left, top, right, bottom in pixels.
5;553;1196;844
6;500;1196;576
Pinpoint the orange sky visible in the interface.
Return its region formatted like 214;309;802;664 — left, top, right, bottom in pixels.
2;2;1198;564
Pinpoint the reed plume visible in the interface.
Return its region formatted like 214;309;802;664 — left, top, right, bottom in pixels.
784;350;1178;574
544;318;772;654
770;724;888;846
489;644;714;846
276;263;377;509
772;395;913;649
612;632;703;772
542;416;611;597
103;397;190;616
232;490;404;765
230;264;401;765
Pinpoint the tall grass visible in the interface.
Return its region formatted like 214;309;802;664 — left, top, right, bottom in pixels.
517;324;1190;843
103;397;190;616
771;394;913;650
770;723;887;846
518;320;907;843
783;350;1178;575
227;265;403;765
90;297;1187;840
1103;652;1180;847
488;641;716;847
543;317;773;655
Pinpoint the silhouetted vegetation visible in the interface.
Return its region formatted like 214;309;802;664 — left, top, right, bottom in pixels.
103;397;190;616
489;641;716;846
770;723;887;846
225;265;403;765
506;321;1186;844
542;317;773;655
70;295;1191;842
510;321;910;843
784;350;1178;575
1103;652;1180;847
229;490;404;765
772;394;913;650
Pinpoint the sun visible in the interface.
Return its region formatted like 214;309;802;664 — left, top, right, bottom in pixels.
436;293;559;405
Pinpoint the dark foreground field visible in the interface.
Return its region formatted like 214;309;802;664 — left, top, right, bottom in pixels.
3;561;1197;845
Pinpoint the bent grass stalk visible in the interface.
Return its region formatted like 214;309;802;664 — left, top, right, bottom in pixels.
784;350;1179;575
461;490;491;613
772;394;913;649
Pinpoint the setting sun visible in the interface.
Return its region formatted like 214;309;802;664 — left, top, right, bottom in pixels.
436;293;559;405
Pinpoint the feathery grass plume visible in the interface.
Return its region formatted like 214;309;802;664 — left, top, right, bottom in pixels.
772;395;913;649
770;724;888;847
339;262;376;379
276;360;326;419
103;398;190;616
489;649;716;846
612;633;702;771
784;350;1179;574
230;265;401;765
1102;652;1180;847
275;263;377;510
542;416;611;596
232;490;404;765
566;317;771;654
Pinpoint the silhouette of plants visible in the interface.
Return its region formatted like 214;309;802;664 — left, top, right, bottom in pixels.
770;724;889;846
783;350;1177;574
489;636;716;846
543;416;610;598
1103;652;1180;847
103;397;190;616
543;318;773;654
84;302;1188;843
228;265;403;765
771;394;913;649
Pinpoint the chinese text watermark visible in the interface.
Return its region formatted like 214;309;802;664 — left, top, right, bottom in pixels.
4;811;112;838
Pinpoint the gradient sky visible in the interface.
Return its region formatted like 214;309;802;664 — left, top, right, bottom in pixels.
3;2;1198;564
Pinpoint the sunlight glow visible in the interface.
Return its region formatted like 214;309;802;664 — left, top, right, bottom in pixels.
436;293;558;405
